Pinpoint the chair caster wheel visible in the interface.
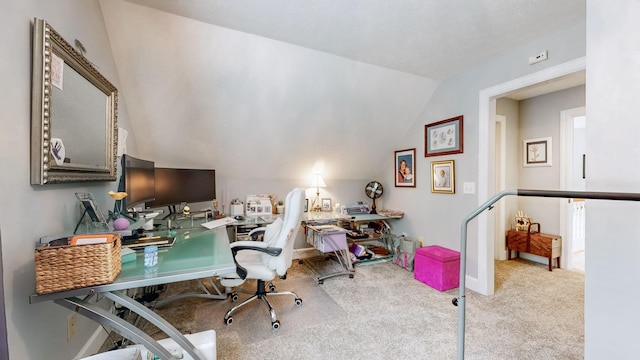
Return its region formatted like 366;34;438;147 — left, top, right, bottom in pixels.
268;283;276;292
272;320;280;330
349;274;354;279
318;279;324;285
295;298;302;306
452;298;458;306
225;317;233;325
230;293;239;302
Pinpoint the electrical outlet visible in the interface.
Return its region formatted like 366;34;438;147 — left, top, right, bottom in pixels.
67;313;77;341
529;50;548;65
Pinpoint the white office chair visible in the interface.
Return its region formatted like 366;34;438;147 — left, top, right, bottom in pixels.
219;188;305;329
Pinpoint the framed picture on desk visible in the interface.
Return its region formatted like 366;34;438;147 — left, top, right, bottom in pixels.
321;198;332;212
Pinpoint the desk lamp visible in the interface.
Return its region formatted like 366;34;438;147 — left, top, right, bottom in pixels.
310;173;326;212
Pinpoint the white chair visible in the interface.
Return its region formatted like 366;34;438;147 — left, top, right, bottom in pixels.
219;188;305;329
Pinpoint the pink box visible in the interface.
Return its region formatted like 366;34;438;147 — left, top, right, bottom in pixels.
414;245;460;291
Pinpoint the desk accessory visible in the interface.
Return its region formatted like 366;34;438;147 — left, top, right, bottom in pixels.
35;233;121;294
144;246;158;267
120;247;137;263
74;192;109;234
201;216;237;229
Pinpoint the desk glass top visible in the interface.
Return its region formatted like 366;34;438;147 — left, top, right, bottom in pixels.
119;227;233;283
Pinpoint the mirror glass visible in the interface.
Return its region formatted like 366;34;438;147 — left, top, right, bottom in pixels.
31;18;118;184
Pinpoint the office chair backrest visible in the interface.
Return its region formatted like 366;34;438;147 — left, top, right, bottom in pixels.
263;187;304;276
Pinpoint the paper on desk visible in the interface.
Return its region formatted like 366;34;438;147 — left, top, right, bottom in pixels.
201;216;237;229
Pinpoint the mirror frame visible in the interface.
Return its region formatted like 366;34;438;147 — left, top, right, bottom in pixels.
31;18;118;185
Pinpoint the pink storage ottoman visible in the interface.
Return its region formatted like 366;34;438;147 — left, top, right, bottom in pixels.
414;245;460;291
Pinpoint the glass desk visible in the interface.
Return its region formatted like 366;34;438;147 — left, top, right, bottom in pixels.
30;227;235;360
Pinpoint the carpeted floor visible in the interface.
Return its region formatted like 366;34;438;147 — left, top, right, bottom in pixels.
99;258;584;359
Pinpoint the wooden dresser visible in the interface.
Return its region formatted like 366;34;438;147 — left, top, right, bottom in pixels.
506;223;562;271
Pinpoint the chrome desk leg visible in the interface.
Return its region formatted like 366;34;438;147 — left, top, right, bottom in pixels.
55;297;176;360
103;290;202;360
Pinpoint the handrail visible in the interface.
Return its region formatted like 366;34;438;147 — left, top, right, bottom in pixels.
456;189;640;360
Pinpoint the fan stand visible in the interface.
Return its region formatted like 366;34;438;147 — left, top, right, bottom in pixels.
370;197;377;214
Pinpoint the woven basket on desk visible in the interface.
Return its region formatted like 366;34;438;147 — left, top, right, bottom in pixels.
35;234;122;295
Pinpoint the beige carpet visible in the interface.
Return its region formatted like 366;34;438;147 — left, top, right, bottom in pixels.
100;258;584;359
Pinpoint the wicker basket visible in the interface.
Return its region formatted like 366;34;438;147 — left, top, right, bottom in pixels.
35;234;122;294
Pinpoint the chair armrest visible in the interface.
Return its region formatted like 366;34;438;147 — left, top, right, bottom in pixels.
229;241;283;280
248;227;267;241
230;241;282;257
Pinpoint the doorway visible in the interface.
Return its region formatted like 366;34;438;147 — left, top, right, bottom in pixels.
560;107;586;271
476;57;586;296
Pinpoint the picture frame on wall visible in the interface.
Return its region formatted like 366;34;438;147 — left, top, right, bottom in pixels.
523;137;552;167
395;148;416;187
304;198;309;212
431;160;455;194
321;198;332;212
425;115;464;157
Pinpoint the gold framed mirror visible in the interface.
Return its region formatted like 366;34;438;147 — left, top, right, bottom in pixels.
31;18;118;185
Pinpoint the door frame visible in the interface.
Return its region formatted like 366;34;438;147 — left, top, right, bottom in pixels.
494;115;507;261
559;106;586;269
475;57;586;295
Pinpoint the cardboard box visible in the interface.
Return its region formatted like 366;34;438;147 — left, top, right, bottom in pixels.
414;245;460;291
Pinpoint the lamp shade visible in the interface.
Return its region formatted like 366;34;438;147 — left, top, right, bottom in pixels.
310;175;326;188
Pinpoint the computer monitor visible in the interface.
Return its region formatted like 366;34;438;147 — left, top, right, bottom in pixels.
118;154;155;214
146;167;216;213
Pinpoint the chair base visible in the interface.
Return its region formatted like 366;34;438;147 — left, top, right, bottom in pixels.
224;279;302;329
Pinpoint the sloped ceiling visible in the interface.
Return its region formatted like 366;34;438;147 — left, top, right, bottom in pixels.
126;0;586;80
101;0;585;182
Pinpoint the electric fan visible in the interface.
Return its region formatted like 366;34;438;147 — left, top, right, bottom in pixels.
365;181;383;214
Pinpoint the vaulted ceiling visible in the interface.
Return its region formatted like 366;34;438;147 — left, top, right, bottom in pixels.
102;0;585;181
127;0;585;80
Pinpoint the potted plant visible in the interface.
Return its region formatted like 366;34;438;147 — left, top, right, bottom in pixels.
276;200;285;214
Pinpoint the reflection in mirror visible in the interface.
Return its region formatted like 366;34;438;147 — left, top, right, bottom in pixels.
31;18;118;184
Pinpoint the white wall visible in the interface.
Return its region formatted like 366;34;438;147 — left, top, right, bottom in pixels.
585;1;640;357
0;1;139;359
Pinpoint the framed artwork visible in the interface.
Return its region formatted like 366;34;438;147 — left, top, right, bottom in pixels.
425;115;464;157
523;137;552;167
304;198;309;212
395;148;416;187
431;160;455;194
321;198;332;212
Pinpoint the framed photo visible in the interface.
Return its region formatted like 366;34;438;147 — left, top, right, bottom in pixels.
523;137;552;167
425;115;464;157
431;160;455;194
74;192;109;233
321;198;332;212
304;199;309;212
395;148;416;187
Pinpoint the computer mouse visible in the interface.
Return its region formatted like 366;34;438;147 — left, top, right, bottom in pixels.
234;215;244;220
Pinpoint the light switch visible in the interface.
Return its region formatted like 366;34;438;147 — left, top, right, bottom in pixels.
463;182;475;194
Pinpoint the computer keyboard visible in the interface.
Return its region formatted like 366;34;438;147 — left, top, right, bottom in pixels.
201;217;237;229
